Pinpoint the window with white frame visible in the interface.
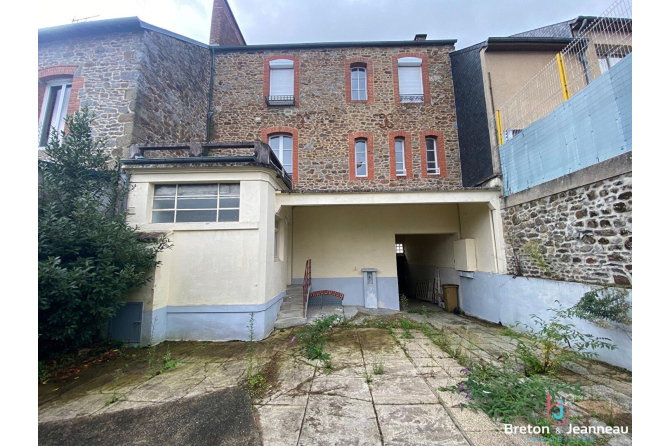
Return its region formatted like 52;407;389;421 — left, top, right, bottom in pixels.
395;243;404;254
397;57;424;103
355;139;368;177
267;59;295;105
151;183;240;223
351;67;367;101
38;78;72;147
596;45;630;74
274;219;280;259
425;137;439;174
268;134;293;174
394;138;406;176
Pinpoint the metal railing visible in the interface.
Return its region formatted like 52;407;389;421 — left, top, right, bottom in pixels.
303;259;312;318
124;141;293;189
494;0;632;146
399;94;424;103
265;95;295;106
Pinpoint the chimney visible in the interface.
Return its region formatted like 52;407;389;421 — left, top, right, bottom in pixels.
414;34;427;41
209;0;246;46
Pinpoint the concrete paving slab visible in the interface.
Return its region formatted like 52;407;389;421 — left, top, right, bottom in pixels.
448;406;500;432
310;375;372;401
370;376;439;405
364;358;419;377
254;405;304;446
39;392;111;422
299;395;381;446
467;430;517;445
375;404;469;446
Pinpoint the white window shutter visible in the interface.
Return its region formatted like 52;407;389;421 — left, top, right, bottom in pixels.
270;68;294;96
398;66;423;95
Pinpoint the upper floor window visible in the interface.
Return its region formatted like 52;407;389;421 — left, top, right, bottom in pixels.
425;137;440;175
394;138;407;176
266;59;295;106
397;57;424;103
38;78;72;147
351;67;367;101
151;183;240;223
268;134;293;174
355;139;368;177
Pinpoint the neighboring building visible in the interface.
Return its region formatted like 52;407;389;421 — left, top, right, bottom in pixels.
38;2;632;370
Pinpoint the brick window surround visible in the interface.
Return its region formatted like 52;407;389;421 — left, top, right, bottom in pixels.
388;131;413;179
38;65;83;120
261;126;299;184
263;55;300;107
392;53;431;106
419;130;447;178
345;57;374;103
348;132;374;180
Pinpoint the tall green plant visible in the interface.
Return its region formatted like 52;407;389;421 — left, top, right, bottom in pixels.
38;108;169;357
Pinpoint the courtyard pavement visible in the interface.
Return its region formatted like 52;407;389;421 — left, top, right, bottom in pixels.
38;306;632;446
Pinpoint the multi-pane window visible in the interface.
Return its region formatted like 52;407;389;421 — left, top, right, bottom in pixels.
394;138;406;176
38;79;72;146
274;219;280;259
596;45;630;74
397;57;424;103
268;134;293;174
395;243;404;254
425;137;439;174
151;184;240;223
355;139;368;177
351;67;367;101
267;59;295;105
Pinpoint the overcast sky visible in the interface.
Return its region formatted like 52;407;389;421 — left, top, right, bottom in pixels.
38;0;622;49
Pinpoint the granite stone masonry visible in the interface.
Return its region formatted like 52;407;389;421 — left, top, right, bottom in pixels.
211;45;462;191
502;172;632;286
38;32;144;157
39;27;210;159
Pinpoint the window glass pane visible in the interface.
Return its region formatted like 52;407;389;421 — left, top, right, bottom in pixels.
228;184;240;195
396;162;405;172
48;86;64;132
176;210;217;222
154;185;176;197
355;140;366;153
153;198;175;209
218;209;240;222
282;149;292;167
177;184;218;196
219;197;240;208
57;86;72;134
176;197;217;209
152;211;174;223
269;136;280;150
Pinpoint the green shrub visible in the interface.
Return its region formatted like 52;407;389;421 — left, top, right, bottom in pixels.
508;306;616;376
569;287;632;328
38;109;169;358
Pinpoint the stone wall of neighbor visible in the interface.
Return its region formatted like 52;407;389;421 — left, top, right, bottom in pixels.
211;45;462;191
133;31;211;147
38;31;144;157
502;172;632;286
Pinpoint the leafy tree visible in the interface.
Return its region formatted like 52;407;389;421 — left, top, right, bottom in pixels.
38;108;169;357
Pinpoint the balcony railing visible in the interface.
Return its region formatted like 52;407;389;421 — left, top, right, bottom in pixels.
265;95;295;106
123;141;293;189
400;94;424;103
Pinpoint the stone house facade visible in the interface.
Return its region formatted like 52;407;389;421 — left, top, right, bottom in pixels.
38;1;631;370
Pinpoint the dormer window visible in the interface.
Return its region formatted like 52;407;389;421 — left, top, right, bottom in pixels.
38;78;72;146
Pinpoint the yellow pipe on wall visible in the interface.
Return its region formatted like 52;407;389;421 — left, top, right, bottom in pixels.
557;53;571;101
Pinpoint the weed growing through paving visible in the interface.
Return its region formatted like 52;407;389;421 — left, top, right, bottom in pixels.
148;344;183;377
446;357;582;424
363;371;374;384
506;305;616;376
399;294;409;310
321;359;334;374
372;359;385;375
295;314;342;361
245;312;268;398
105;393;127;406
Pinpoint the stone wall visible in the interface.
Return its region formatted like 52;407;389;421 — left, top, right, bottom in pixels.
133;31;211;147
38;32;144;157
211;45;462;191
502;172;632;286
